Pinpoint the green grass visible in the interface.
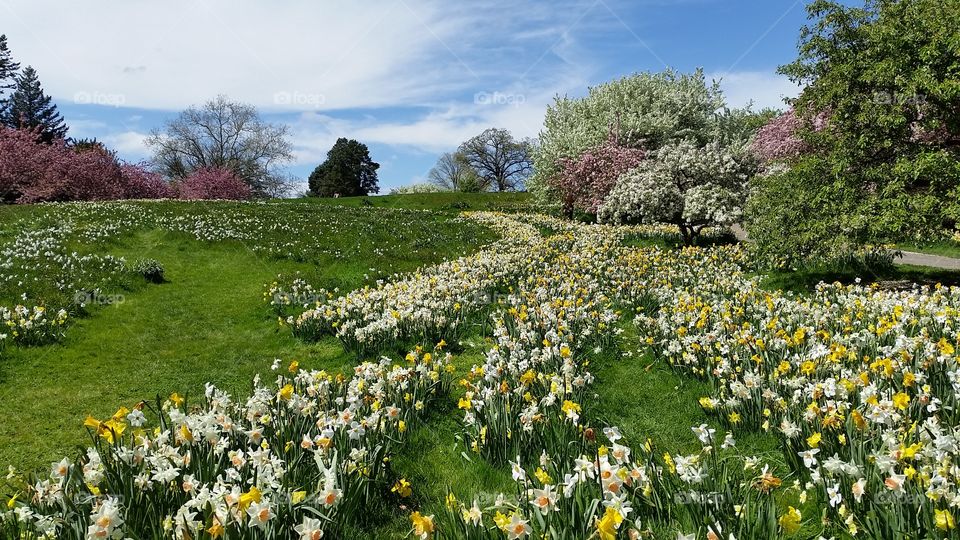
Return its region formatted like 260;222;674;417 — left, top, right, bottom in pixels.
0;200;496;473
300;191;533;213
0;196;518;537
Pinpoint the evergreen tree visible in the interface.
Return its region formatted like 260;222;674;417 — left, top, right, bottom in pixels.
0;34;20;95
308;138;380;197
1;66;68;143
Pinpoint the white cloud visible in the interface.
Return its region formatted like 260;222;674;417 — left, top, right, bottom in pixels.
102;131;152;159
712;71;800;111
1;0;475;111
286;80;578;166
1;1;800;172
1;0;601;114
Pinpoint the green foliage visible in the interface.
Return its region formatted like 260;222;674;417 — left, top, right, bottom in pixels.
749;0;960;261
746;157;861;265
0;34;20;95
308;137;380;197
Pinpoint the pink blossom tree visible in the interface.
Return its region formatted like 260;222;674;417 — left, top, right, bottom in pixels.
547;137;646;217
0;126;49;202
177;167;252;200
120;163;174;199
750;110;809;163
19;144;127;203
751;109;831;164
0;127;147;203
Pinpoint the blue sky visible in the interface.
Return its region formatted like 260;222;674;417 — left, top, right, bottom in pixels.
1;0;821;193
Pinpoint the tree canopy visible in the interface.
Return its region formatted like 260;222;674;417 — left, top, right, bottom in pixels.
0;66;68;143
308;138;380;197
531;69;728;199
146;96;293;197
0;34;20;97
427;151;484;192
457;128;533;192
747;0;960;263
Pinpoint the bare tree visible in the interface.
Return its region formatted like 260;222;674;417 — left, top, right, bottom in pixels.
457;128;533;192
427;151;485;192
146;95;292;196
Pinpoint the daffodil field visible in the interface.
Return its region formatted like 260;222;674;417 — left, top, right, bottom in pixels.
2;198;960;539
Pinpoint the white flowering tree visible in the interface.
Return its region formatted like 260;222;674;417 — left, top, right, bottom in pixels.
529;70;726;200
598;140;755;244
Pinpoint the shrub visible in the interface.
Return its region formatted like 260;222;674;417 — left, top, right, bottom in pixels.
747;152;959;266
132;258;165;283
19;144;128;203
0;127;154;203
389;183;447;195
177;167;252;200
120;163;175;199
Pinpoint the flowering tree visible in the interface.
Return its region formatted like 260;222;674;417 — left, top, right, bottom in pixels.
547;136;646;217
750;110;808;163
120;163;174;199
0;126;47;202
0;127;134;203
598;140;755;244
1;127;181;202
750;108;831;165
20;144;127;203
531;69;727;201
177;167;252;200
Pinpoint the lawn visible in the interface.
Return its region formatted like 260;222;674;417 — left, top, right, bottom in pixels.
0;199;495;472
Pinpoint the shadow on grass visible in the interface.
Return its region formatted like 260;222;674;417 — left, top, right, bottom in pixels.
760;264;960;294
621;231;739;250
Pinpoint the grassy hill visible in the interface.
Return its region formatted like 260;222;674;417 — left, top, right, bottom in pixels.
301;191;534;212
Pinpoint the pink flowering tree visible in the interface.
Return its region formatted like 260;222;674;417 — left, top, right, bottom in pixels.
750;110;809;163
20;145;128;203
1;128;132;203
547;137;646;217
751;109;831;164
120;163;174;199
177;167;252;200
0;127;50;202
